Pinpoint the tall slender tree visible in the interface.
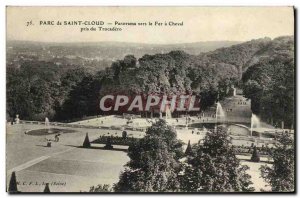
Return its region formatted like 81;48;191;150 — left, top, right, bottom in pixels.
43;183;50;193
185;140;193;156
8;171;18;193
83;133;91;148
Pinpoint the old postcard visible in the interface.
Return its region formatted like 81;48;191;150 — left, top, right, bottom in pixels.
6;6;295;193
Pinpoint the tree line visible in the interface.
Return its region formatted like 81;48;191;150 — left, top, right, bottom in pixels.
7;36;294;127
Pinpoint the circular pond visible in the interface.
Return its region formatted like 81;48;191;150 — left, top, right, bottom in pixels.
26;128;77;136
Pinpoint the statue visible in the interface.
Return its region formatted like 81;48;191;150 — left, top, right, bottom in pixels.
15;114;20;124
229;85;237;97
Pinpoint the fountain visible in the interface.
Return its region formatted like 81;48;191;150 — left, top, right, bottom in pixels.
45;117;52;133
216;102;225;123
159;112;163;119
250;114;260;136
165;106;172;120
45;117;50;126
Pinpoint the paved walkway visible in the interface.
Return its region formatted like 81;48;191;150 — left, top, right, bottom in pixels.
7;148;75;174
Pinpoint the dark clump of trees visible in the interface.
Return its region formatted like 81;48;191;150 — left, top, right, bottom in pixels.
6;62;90;121
180;127;254;192
55;72;103;121
260;132;294;192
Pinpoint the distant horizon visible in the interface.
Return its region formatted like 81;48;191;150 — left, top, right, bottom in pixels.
6;35;293;45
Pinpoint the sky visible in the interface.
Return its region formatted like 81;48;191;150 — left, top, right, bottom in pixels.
6;7;294;44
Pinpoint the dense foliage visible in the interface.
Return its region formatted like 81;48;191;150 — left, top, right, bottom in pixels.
6;36;294;123
185;140;193;156
260;132;294;192
180;127;254;192
242;36;294;128
113;120;183;192
6;61;91;121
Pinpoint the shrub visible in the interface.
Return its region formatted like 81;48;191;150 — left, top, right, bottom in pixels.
89;184;112;192
122;131;127;139
251;146;260;162
104;137;113;150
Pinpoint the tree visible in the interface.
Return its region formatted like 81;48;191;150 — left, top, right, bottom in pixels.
185;140;193;156
6;60;92;122
58;74;102;120
8;171;18;193
114;119;183;192
251;146;260;162
122;55;137;69
260;132;294;192
43;183;50;193
180;127;254;192
83;133;91;148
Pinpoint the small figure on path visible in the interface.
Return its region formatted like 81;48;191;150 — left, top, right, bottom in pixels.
54;134;60;142
47;140;51;147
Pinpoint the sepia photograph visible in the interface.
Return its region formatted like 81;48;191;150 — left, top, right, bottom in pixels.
6;6;295;193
